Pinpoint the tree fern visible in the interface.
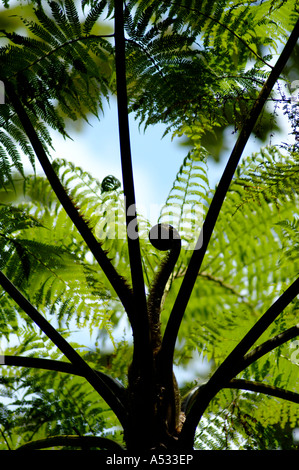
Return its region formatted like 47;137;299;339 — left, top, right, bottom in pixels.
0;144;298;449
0;0;298;452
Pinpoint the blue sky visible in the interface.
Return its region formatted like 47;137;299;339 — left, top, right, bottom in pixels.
52;101;195;210
47;97;231;228
40;95;292;239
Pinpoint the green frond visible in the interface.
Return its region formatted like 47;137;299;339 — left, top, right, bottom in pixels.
0;0;298;451
33;2;70;43
158;149;210;249
65;0;82;37
0;328;122;449
124;0;297;135
4;122;36;170
232;147;299;209
163;145;298;382
0;146;13;187
47;1;78;40
276;218;299;264
0;161;129;335
0;0;114;178
195;414;232;450
83;0;108;35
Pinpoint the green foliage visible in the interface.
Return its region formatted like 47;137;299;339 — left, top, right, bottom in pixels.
180;147;298;355
1;143;297;449
0;0;298;451
0;0;114;185
0;161;128;341
158;149;210;249
195;389;299;450
0;329;123;450
124;0;297;137
0;0;296;189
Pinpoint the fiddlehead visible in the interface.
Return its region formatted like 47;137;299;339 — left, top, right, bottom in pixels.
148;223;181;353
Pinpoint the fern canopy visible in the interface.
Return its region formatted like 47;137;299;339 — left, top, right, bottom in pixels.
0;0;297;184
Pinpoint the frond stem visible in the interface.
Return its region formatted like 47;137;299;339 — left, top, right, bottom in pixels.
16;434;125;451
160;18;299;386
226;378;299;405
1;354;126;398
114;0;152;371
0;428;11;451
0;271;127;428
114;1;155;445
5;81;134;318
179;276;299;447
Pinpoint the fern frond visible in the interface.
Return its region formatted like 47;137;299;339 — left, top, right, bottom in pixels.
0;328;122;449
0;161;130;333
65;0;82;37
124;0;297;134
83;0;107;35
232;147;299;209
0;0;113;179
167;145;298;373
158;149;210;250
